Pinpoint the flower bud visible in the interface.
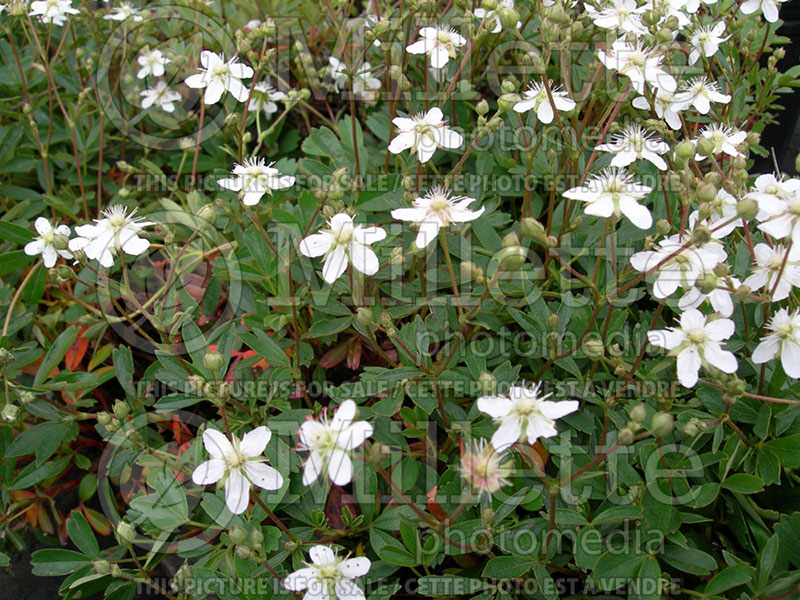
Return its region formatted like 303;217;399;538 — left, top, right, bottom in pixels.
497;5;520;28
681;419;699;437
203;350;225;372
235;545;251;559
696;272;718;295
482;0;497;9
501;232;520;248
696;137;715;157
736;197;758;221
482;507;496;526
197;204;217;225
583;338;604;360
229;526;248;545
696;183;717;204
630;403;647;423
2;403;19;422
656;219;671;235
733;284;751;301
497;93;520;112
618;428;634;445
547;313;560;329
460;261;483;282
691;225;712;245
93;560;111;575
390;245;404;267
356;307;374;327
497;245;526;270
651;412;674;438
116;520;136;543
478;371;497;396
476;99;489;116
97;412;112;426
521;217;547;242
113;400;130;419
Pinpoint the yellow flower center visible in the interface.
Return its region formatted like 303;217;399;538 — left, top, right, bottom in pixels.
687;328;706;344
211;64;230;79
318;563;339;580
430;195;450;211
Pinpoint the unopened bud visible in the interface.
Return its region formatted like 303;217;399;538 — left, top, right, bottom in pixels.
203;350;225;372
618;428;634;445
116;521;136;543
630;403;647;423
477;371;497;396
651;412;674;438
583;338;604;360
737;197;758;221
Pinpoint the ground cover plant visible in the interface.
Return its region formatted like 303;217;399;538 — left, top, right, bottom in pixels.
1;0;800;599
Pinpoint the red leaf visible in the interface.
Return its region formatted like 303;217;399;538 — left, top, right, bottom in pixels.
426;486;448;522
346;338;362;370
65;325;90;371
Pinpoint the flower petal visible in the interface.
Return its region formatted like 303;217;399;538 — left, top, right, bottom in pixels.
327;449;354;486
203;428;233;459
239;426;271;458
477;396;513;419
191;458;226;485
309;545;337;566
243;461;284;490
224;469;251;515
284;568;317;592
491;417;522;451
339;557;371;578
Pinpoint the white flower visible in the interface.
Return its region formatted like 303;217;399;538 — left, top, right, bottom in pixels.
585;0;647;35
284;545;370;600
689;188;740;239
459;439;512;496
563;168;653;229
29;0;79;26
598;39;677;95
751;180;800;244
678;275;740;317
741;0;788;23
474;0;521;33
693;125;747;160
388;107;463;163
298;400;373;486
595;125;670;170
752;308;800;378
647;309;737;388
191;427;283;515
746;174;800;222
688;22;729;65
513;81;576;124
299;214;386;284
184;51;254;105
217;157;295;206
630;234;727;298
103;2;142;22
247;82;285;117
24;217;72;268
405;25;466;68
391;186;485;248
632;89;688;130
328;57;381;101
678;77;731;115
68;205;154;268
477;383;578;451
137;49;170;79
140;81;181;112
743;243;800;301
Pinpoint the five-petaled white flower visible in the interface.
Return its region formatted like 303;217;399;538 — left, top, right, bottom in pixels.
598;39;677;95
647;309;737;388
184;51;254;105
388;107;463;163
29;0;79;26
328;57;382;101
741;0;788;23
137;49;170;79
284;545;371;600
630;234;727;298
405;25;467;68
391;186;485;249
191;427;283;515
752;182;800;245
585;0;647;35
459;439;512;496
103;2;142;22
248;82;285;117
679;275;741;318
140;81;182;113
217;158;295;206
513;81;576;124
752;308;800;378
688;23;729;65
299;213;386;284
68;205;154;268
678;77;731;115
743;243;800;301
595;125;670;170
24;217;72;268
563;168;653;229
694;125;747;160
632;89;688;130
689;188;741;239
746;174;800;221
298;400;373;486
477;383;579;451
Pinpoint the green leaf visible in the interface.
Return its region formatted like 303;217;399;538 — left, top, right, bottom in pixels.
0;250;33;276
661;545;718;576
705;563;754;595
34;326;79;386
722;473;765;494
0;220;35;245
239;330;290;368
630;556;661;600
482;555;534;579
763;434;800;468
112;345;135;397
305;316;353;338
7;421;70;464
593;547;647;592
757;534;779;589
31;549;92;576
66;511;100;558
